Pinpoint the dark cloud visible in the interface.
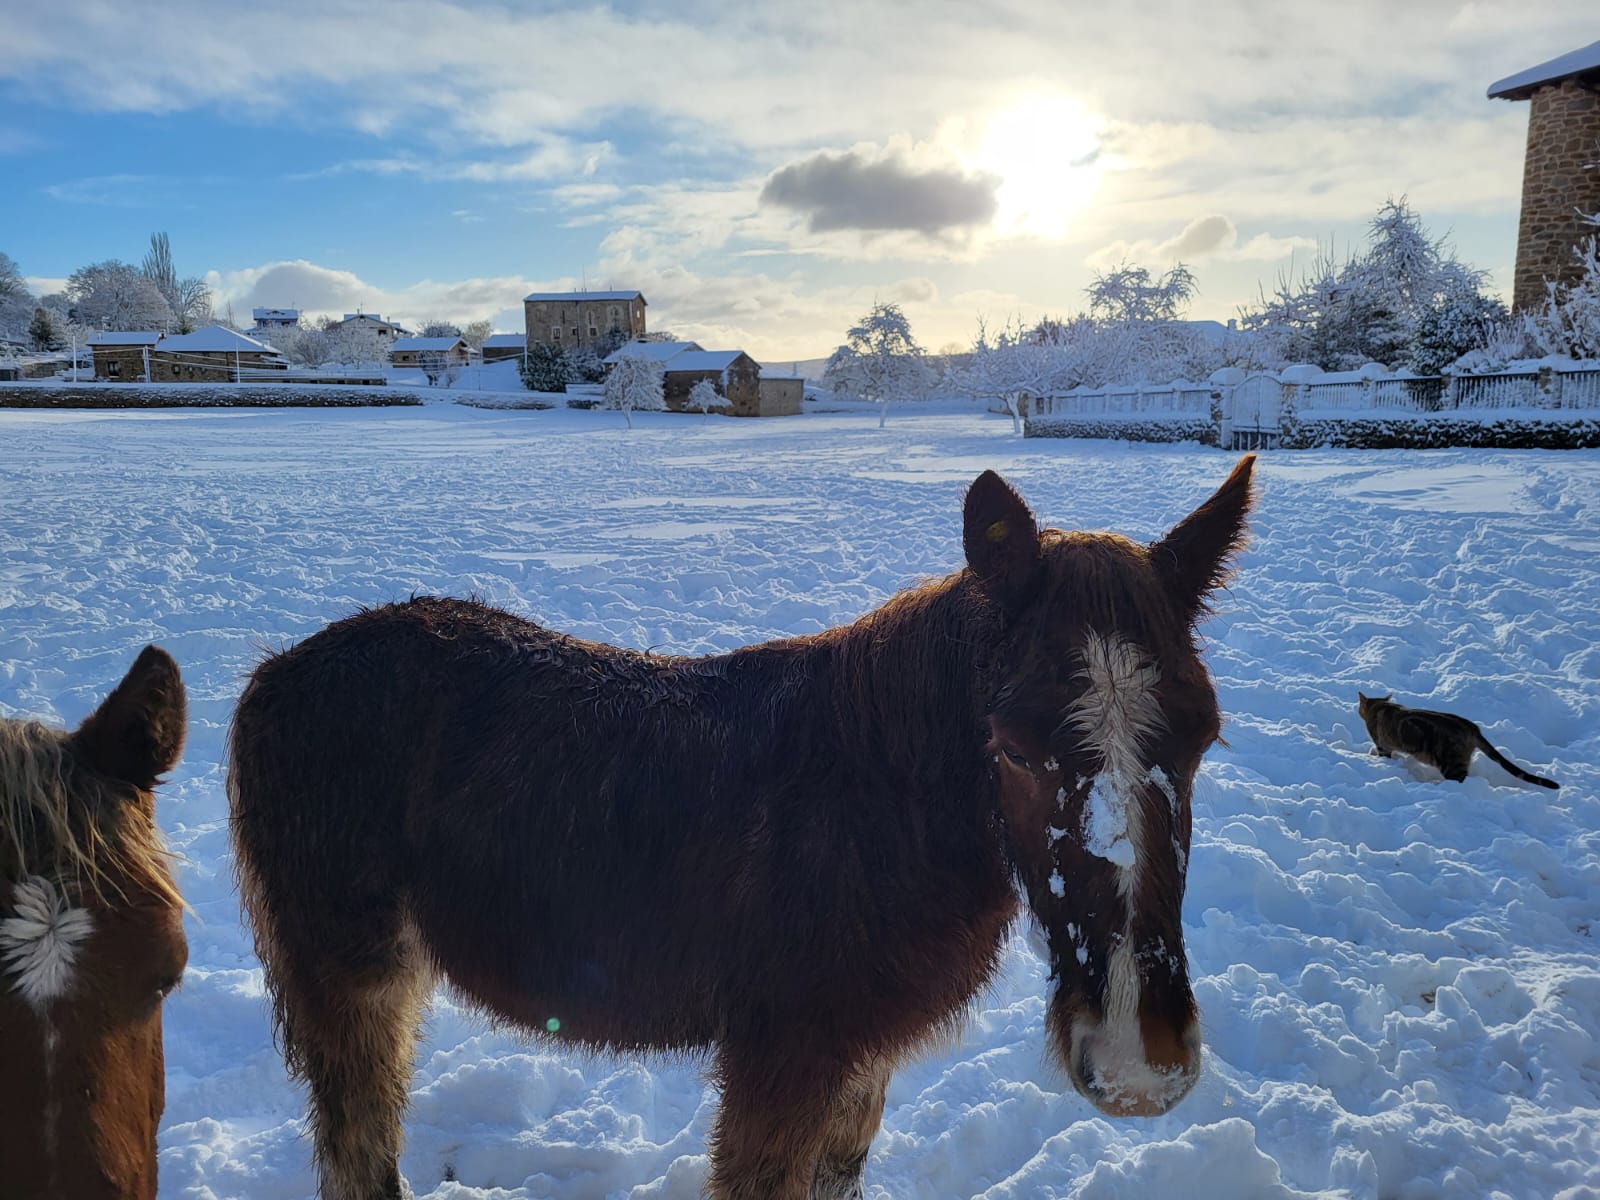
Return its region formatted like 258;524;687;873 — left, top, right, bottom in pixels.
760;150;999;235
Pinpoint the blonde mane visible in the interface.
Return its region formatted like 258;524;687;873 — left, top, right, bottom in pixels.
0;719;182;911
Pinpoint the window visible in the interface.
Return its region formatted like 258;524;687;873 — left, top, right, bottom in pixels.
552;326;562;340
107;360;121;377
608;305;620;324
588;327;598;339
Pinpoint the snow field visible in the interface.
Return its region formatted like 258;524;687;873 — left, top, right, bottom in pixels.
0;403;1596;1199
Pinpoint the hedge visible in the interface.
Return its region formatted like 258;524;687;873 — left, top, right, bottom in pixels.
0;385;419;409
1284;414;1600;450
1025;416;1216;444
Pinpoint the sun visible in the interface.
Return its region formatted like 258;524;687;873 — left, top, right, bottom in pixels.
971;94;1107;240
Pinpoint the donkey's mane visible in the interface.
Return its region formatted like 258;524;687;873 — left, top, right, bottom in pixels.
0;719;179;908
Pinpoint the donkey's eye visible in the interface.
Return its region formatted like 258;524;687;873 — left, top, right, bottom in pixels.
1001;747;1031;769
155;972;183;999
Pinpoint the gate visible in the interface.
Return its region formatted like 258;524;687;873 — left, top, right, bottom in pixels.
1222;373;1283;450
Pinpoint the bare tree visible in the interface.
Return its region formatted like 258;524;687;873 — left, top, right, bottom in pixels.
141;232;211;332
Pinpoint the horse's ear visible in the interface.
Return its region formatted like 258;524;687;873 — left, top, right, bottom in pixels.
963;471;1040;609
73;645;187;790
1150;455;1255;622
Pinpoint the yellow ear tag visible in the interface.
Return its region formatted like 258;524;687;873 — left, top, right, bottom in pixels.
986;519;1008;543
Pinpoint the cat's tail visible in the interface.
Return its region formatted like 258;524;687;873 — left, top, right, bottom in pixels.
1474;733;1560;789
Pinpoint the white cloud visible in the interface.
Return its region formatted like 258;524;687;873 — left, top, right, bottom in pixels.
1088;214;1316;269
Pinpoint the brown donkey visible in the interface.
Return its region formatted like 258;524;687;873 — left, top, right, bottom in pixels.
1;647;189;1199
229;457;1255;1200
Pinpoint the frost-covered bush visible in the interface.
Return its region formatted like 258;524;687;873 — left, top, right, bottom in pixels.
1525;233;1600;360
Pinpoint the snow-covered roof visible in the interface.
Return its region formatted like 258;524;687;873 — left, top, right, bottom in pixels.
664;350;755;373
603;339;702;365
523;290;645;304
482;333;526;348
391;336;466;352
158;326;279;354
87;330;163;347
337;313;403;328
252;307;299;320
1488;39;1600;100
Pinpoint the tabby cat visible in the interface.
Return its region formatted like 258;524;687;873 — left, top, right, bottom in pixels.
1358;693;1559;789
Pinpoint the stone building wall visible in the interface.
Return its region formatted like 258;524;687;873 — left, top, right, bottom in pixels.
524;297;645;351
1513;79;1600;311
92;346;153;380
149;351;282;382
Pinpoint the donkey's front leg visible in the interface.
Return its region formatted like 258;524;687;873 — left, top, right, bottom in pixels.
808;1054;892;1200
709;1045;847;1200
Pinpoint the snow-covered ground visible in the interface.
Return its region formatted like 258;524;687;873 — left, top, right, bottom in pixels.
2;404;1597;1200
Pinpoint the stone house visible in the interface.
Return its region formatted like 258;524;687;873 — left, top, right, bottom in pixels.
390;336;471;369
150;326;287;381
1489;40;1600;310
328;312;410;341
88;330;164;381
524;291;645;352
661;350;770;416
480;333;527;362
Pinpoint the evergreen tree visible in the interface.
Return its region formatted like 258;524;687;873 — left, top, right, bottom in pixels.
29;306;64;352
520;342;569;393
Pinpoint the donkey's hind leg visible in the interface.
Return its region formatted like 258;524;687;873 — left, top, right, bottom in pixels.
809;1055;891;1200
272;915;432;1200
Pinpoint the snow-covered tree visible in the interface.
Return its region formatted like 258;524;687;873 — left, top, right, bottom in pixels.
66;260;175;331
1240;198;1503;372
417;319;461;338
961;316;1061;435
602;355;665;428
320;321;388;369
0;252;34;343
461;319;493;352
520;342;568;393
829;301;929;428
1086;263;1198;323
686;377;721;414
566;344;607;384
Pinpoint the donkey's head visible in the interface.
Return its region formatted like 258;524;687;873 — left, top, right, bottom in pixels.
965;457;1254;1117
0;646;188;1199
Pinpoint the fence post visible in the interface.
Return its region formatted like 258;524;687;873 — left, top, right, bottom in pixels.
1536;365;1560;409
1209;367;1245;448
1442;369;1460;411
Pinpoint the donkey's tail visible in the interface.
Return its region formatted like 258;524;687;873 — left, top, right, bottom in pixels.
1474;733;1559;790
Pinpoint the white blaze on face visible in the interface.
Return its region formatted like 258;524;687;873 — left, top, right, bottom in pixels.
1;875;94;1012
1;874;94;1177
1064;630;1174;1106
1066;631;1163;896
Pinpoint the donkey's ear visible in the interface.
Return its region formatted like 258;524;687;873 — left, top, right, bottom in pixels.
963;471;1041;609
72;645;187;790
1150;455;1255;621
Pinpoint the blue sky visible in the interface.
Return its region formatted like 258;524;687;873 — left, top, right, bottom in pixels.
1;1;1593;360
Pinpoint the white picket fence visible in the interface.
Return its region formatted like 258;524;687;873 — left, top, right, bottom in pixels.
1027;362;1600;447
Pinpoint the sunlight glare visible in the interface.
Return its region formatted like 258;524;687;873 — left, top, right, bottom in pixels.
973;94;1106;240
